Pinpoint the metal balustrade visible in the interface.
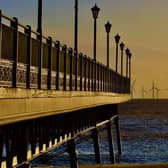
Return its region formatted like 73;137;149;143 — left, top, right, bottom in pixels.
0;10;130;93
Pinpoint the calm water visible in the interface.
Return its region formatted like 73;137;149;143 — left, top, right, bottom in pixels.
32;116;168;166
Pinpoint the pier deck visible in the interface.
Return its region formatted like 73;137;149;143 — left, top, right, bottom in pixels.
0;88;130;125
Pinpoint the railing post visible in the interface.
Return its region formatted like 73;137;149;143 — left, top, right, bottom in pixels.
0;10;2;58
126;54;128;78
69;48;73;91
11;17;19;88
107;67;109;92
24;25;32;89
91;59;94;91
79;53;83;91
100;63;102;92
111;71;114;92
63;45;67;91
113;72;116;93
97;63;99;92
47;36;52;90
37;33;42;89
115;115;122;155
88;57;91;91
108;68;110;92
55;41;60;90
129;78;131;93
67;138;78;168
116;74;118;93
84;55;87;91
110;70;112;92
109;69;110;92
94;60;96;91
105;66;107;92
107;121;115;163
92;127;101;164
105;67;107;92
103;65;105;92
118;75;120;93
74;50;78;91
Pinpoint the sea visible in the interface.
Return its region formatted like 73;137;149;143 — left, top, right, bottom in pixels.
32;105;168;167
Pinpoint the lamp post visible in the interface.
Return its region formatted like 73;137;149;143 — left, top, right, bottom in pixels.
91;4;100;91
37;0;42;89
125;48;130;78
114;34;120;72
91;4;100;61
120;42;125;76
105;21;112;68
74;0;78;52
37;0;42;34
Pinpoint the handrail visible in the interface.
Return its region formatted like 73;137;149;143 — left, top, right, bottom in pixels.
0;10;130;93
1;12;67;48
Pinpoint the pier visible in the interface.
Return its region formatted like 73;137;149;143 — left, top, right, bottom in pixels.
0;7;131;168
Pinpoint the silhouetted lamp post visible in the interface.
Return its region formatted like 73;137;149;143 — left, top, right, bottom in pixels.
120;42;125;76
37;0;42;34
114;34;120;72
37;0;42;89
125;48;130;78
105;21;112;68
91;4;100;61
74;0;78;52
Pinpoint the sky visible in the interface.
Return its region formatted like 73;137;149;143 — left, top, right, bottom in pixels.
0;0;168;98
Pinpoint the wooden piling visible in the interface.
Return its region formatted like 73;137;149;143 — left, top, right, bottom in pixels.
92;127;101;164
115;115;122;155
107;121;115;163
67;138;78;168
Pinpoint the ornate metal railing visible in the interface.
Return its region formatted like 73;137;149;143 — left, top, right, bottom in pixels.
0;10;130;93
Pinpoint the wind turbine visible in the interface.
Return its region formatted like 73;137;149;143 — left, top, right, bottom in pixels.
131;79;136;98
141;86;147;99
154;83;163;99
149;81;156;99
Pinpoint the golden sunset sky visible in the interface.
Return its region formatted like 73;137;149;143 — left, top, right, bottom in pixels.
1;0;168;98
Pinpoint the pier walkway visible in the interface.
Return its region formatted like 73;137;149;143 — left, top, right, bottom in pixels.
0;10;131;168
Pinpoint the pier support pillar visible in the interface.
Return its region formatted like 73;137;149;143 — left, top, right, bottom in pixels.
16;126;28;165
67;138;78;168
115;115;122;155
107;121;115;163
92;127;101;164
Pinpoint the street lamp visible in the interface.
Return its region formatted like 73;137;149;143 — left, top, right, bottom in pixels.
91;4;100;91
120;42;125;76
125;48;130;78
114;34;120;72
91;3;100;61
37;0;42;34
105;21;112;68
74;0;78;52
37;0;43;89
